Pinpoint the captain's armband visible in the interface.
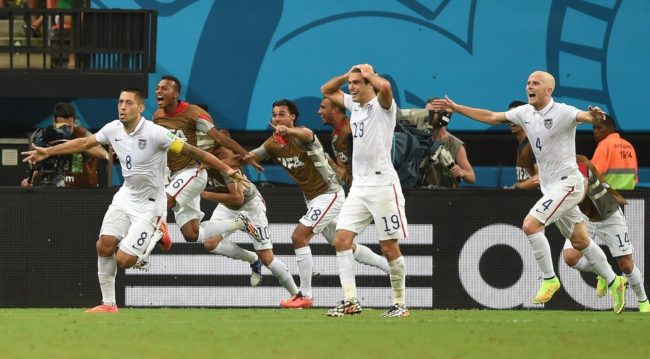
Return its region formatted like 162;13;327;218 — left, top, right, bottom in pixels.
168;138;185;154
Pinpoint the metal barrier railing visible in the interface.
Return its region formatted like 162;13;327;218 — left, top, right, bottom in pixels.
0;8;156;72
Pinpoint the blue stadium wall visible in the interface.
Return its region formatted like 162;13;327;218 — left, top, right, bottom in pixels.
1;187;647;310
6;0;650;133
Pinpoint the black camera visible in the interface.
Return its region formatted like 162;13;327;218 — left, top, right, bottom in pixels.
29;124;74;186
398;108;451;130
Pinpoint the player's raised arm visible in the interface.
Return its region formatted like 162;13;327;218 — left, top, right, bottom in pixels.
432;96;508;126
355;64;393;110
321;71;348;109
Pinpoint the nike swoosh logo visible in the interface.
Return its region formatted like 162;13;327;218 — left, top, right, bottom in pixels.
386;231;397;236
114;138;122;141
535;209;544;214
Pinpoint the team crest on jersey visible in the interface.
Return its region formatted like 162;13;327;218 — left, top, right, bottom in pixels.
367;103;373;116
138;138;147;149
544;118;553;129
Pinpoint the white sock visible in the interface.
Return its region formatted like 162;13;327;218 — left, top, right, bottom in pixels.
198;219;239;242
336;249;357;301
267;257;298;295
295;246;313;298
389;256;406;305
97;255;117;305
626;266;647;302
580;240;616;284
527;231;555;279
571;256;595;273
210;238;257;263
353;243;390;274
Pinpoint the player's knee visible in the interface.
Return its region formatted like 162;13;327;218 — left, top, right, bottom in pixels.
562;248;581;267
166;195;176;210
379;240;401;261
617;255;634;274
568;232;589;251
203;238;218;251
180;226;199;242
333;230;354;251
257;249;274;266
291;232;309;248
96;236;117;257
115;252;136;269
522;217;542;236
333;237;352;251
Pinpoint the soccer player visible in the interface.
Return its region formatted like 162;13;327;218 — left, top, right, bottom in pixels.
248;99;390;309
319;97;352;191
23;88;249;313
562;155;648;312
321;64;409;318
201;147;298;296
153;76;264;273
432;71;628;313
201;144;300;296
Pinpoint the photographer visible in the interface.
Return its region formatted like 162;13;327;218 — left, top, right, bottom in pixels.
21;103;108;188
418;98;475;188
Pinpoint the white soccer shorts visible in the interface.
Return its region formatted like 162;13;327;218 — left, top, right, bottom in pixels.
299;189;345;234
336;184;408;241
100;200;163;258
209;194;272;251
166;166;208;227
584;209;633;257
529;174;587;239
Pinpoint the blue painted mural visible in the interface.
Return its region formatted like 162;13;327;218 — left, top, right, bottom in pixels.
33;0;650;132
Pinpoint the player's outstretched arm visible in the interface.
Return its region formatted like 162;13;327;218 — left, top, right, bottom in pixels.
84;145;110;161
22;135;100;165
207;126;263;172
201;180;245;208
270;123;314;143
177;141;249;184
576;106;605;124
432;96;507;126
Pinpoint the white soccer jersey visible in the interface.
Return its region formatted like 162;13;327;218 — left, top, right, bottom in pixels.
343;93;399;186
95;117;175;212
505;99;581;193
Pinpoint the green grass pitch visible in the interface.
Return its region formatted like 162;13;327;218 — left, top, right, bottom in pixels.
1;308;648;358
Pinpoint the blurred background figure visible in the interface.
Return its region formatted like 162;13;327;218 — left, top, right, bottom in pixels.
319;97;352;191
591;114;637;190
418;97;475;188
507;100;539;190
21;102;107;187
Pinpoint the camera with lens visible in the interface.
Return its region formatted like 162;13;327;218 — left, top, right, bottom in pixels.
430;145;455;169
28;123;74;186
397;108;451;131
